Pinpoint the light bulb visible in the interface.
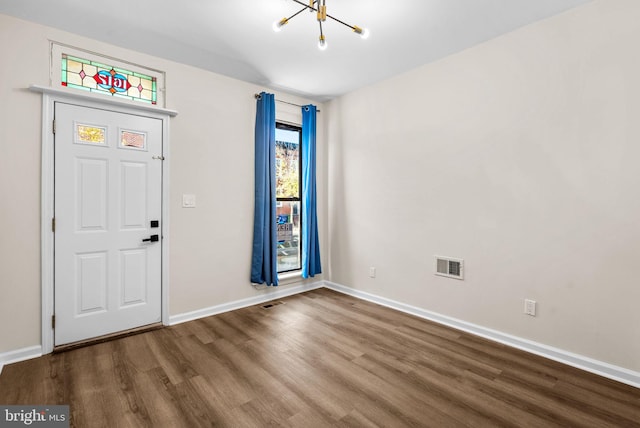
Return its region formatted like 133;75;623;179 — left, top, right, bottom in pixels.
318;36;328;51
273;18;288;32
353;25;370;40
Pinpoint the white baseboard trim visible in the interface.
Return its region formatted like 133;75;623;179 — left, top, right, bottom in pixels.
4;282;638;390
0;345;43;375
324;281;640;389
169;281;324;326
1;283;324;372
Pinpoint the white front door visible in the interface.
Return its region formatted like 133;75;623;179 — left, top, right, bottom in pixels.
54;102;163;346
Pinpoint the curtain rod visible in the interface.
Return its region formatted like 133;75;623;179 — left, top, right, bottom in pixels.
254;93;321;112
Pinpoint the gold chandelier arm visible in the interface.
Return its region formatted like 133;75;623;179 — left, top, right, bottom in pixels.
290;0;363;33
325;13;357;31
274;0;317;31
318;20;327;50
287;1;316;21
318;0;327;22
291;0;318;13
277;0;369;46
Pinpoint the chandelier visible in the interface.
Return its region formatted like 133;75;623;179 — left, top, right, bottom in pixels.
273;0;369;51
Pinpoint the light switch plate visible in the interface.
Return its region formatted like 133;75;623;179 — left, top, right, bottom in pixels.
182;194;196;208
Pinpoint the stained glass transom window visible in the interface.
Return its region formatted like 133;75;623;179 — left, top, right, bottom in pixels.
61;54;157;105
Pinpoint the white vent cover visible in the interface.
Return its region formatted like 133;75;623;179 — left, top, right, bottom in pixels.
435;256;464;280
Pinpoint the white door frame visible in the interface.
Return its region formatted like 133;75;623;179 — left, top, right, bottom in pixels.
31;85;177;354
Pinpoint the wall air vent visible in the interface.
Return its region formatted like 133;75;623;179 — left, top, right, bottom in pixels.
435;256;464;280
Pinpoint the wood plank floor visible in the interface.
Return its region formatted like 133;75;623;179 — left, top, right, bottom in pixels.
1;288;638;427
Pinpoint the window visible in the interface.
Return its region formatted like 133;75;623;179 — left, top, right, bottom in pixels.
52;43;165;106
61;54;158;104
251;95;319;285
275;123;301;273
75;124;106;145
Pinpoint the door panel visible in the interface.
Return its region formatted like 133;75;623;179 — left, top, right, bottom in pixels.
121;162;147;228
76;158;108;230
120;248;147;306
76;252;107;313
54;102;163;346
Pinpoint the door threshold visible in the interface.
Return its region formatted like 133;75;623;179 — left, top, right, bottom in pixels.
53;323;164;353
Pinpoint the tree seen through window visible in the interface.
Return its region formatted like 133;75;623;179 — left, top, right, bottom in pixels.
275;124;301;273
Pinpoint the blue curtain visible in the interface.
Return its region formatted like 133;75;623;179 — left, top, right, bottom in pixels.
301;105;322;278
251;92;278;286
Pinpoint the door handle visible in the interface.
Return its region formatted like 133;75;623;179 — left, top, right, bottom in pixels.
142;234;159;242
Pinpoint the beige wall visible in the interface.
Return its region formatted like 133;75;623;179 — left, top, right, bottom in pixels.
327;0;640;372
2;0;638;376
0;14;326;353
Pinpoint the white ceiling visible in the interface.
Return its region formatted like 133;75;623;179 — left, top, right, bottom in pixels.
0;0;591;102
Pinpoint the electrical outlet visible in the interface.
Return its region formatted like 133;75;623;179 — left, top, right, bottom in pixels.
524;299;537;317
369;267;376;278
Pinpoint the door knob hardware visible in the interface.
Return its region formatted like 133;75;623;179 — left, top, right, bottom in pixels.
142;234;159;242
152;155;165;160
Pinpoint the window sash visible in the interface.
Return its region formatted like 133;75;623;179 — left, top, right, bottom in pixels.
276;123;302;274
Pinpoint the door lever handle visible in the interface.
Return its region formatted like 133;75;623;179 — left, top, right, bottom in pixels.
142;234;159;242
